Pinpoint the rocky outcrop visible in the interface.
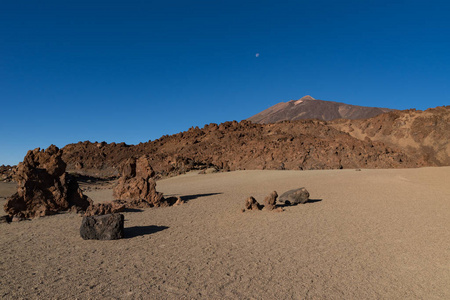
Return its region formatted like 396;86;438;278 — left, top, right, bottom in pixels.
113;156;167;208
80;214;124;240
59;106;449;179
264;191;278;211
278;188;310;205
244;196;263;211
3;145;91;219
0;165;15;182
331;106;450;166
84;201;126;217
62;119;425;179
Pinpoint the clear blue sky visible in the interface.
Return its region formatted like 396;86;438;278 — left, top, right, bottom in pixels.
1;0;449;165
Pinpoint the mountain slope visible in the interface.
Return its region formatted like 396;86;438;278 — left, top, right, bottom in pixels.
330;106;450;166
248;96;394;123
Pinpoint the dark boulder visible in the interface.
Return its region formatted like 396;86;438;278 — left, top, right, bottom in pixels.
80;214;124;240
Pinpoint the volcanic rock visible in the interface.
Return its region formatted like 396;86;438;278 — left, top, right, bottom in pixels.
244;196;263;211
278;188;310;205
80;214;124;240
3;145;92;219
84;201;126;216
264;191;278;210
113;156;166;208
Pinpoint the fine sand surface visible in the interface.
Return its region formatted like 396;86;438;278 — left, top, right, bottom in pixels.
1;167;450;299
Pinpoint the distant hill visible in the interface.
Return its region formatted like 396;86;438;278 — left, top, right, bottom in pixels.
247;95;395;123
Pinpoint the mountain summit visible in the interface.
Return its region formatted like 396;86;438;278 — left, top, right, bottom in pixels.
247;96;394;123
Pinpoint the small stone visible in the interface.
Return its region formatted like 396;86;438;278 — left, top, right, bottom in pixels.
174;197;185;206
12;214;25;222
244;196;263;210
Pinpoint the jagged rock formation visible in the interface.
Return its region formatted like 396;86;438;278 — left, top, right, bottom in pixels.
0;165;15;182
112;156;169;208
244;196;263;211
4;145;91;219
247;96;394;123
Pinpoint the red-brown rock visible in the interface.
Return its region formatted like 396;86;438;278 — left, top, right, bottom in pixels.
244;196;263;211
113;156;166;207
0;165;15;182
264;191;278;211
3;145;92;219
84;200;126;216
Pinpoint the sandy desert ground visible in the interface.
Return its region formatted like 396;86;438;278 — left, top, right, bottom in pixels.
1;167;450;299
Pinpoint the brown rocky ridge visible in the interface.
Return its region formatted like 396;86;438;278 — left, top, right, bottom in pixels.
0;165;15;182
4;145;92;219
60;106;449;179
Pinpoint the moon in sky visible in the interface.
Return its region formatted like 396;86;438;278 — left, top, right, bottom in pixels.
255;53;260;57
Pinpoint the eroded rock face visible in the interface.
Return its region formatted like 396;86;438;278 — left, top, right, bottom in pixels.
3;145;91;219
278;187;310;205
113;156;166;208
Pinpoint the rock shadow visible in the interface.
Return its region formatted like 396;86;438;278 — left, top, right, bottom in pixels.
123;208;144;213
277;198;322;207
180;192;223;203
306;199;322;204
124;225;169;239
72;174;117;184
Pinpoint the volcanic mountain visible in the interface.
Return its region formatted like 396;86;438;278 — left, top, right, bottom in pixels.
247;95;395;123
